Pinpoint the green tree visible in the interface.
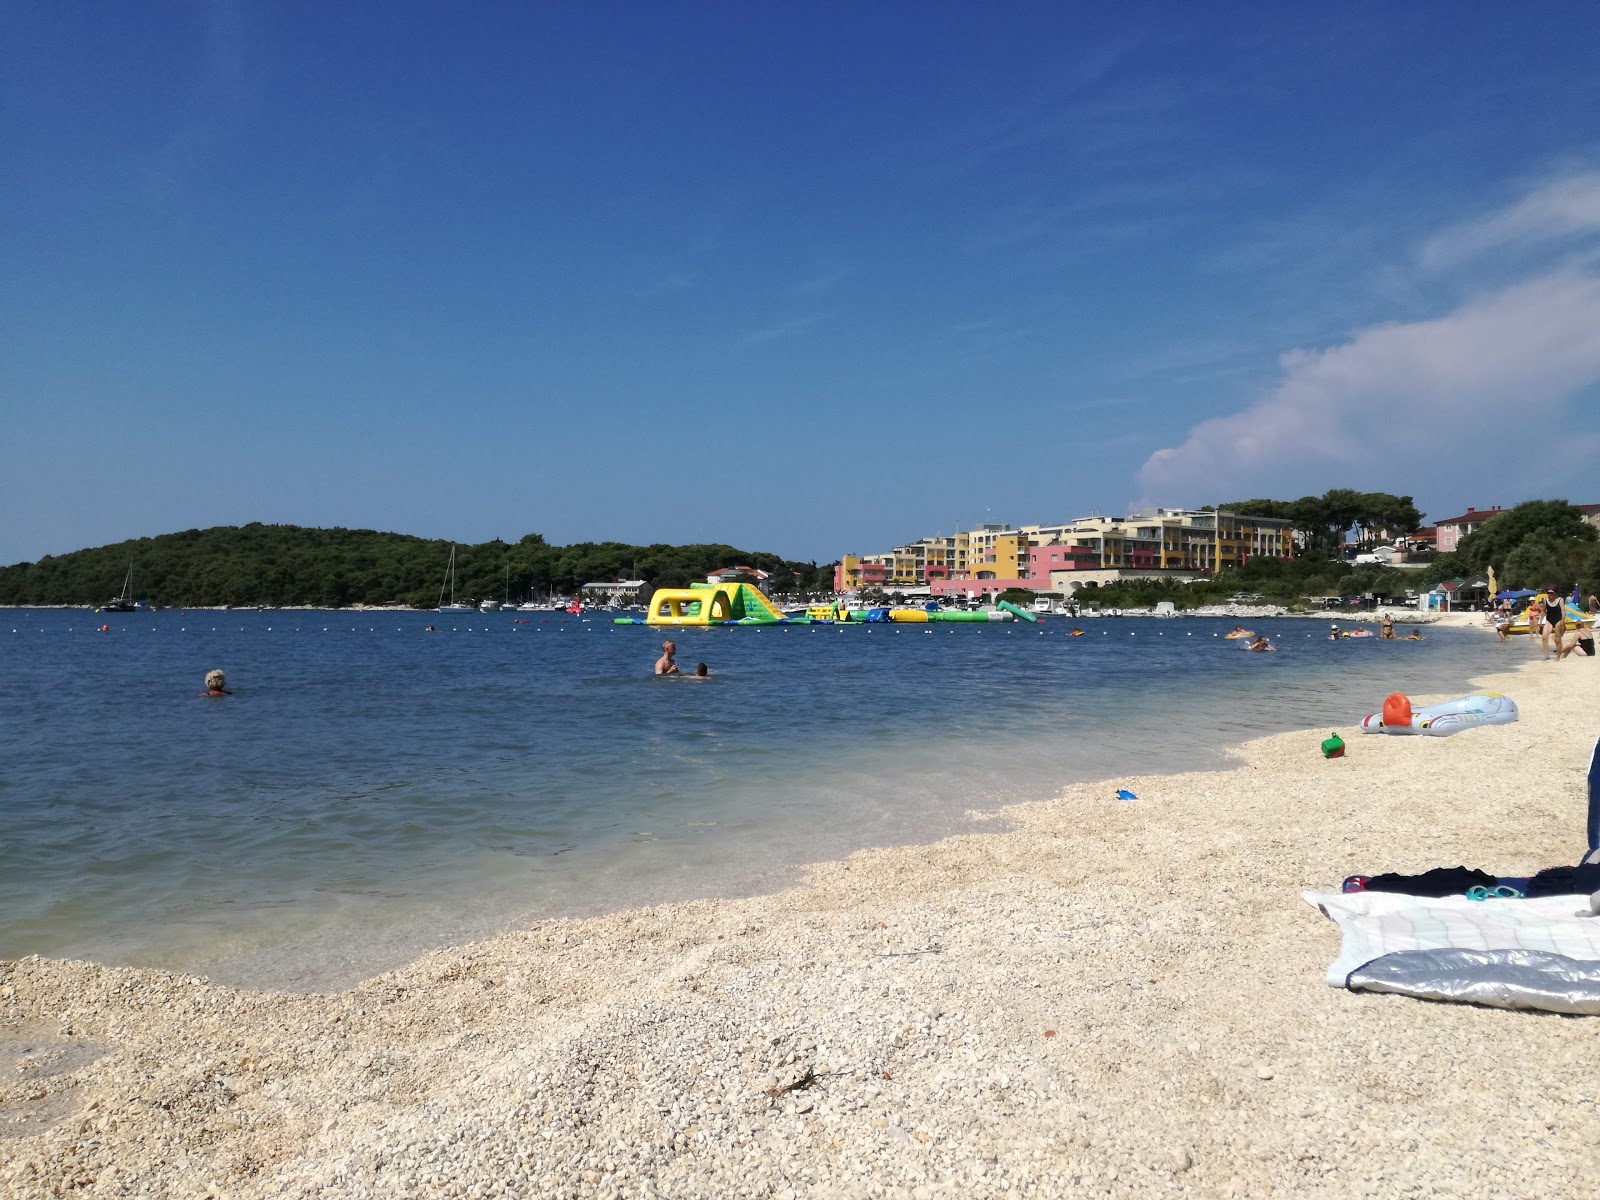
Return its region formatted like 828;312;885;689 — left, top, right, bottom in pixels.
1456;500;1597;576
0;525;831;608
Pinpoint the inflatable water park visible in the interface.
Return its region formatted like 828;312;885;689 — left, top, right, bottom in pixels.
613;582;1037;627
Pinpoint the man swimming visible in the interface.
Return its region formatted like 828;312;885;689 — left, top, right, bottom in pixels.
655;640;680;675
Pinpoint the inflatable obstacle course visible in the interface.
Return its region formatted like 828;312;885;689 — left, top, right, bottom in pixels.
619;586;1024;627
621;582;789;627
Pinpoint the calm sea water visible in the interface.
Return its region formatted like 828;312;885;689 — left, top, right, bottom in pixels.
0;609;1503;990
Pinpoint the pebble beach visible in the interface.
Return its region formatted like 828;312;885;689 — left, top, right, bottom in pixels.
4;622;1598;1200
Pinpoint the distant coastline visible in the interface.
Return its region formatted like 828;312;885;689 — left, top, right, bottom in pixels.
0;523;833;610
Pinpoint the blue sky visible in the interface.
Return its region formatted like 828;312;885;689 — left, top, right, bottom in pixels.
5;2;1599;567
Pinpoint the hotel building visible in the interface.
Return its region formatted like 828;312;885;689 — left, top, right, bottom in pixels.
835;509;1295;598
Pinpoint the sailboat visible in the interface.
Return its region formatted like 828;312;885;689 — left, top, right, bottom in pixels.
103;563;137;612
437;545;474;613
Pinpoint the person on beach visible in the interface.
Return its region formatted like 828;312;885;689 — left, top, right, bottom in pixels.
1379;612;1395;639
199;669;231;697
1493;602;1514;644
655;640;680;675
1244;635;1275;652
1555;619;1596;661
1541;587;1567;659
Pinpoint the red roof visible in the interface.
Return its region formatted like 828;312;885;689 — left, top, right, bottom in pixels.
1433;507;1504;527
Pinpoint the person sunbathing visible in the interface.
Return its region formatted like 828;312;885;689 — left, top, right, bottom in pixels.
1556;620;1597;661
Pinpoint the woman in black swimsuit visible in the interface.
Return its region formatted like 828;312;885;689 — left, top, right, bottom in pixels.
1542;588;1567;659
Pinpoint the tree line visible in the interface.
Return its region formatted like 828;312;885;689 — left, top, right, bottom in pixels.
1425;500;1599;595
1085;497;1598;610
1213;489;1424;557
0;524;836;608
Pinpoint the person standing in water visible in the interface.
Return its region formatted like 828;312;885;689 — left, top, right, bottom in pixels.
655;640;680;675
199;669;231;697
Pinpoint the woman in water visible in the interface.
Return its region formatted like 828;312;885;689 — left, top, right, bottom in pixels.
199;669;231;697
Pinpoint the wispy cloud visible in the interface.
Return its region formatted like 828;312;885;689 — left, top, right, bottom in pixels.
1135;270;1600;504
788;266;853;299
1420;170;1600;270
737;313;829;348
634;271;701;299
139;0;255;203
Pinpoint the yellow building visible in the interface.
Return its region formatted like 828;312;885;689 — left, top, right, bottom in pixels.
837;509;1293;593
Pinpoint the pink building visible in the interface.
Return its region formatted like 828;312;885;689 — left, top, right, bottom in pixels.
929;576;1051;600
1434;507;1503;553
1028;544;1100;575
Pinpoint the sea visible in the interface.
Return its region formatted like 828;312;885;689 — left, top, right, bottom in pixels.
0;609;1504;991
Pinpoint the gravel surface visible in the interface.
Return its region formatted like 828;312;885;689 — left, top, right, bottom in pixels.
4;642;1598;1199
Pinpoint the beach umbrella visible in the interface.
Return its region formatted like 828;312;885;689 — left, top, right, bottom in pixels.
1487;567;1497;605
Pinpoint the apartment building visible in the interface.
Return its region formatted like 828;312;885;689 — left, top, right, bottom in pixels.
840;509;1295;596
1434;507;1503;553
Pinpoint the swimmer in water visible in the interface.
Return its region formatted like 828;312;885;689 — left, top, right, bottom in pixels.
1245;636;1276;652
692;662;709;678
655;640;680;675
199;669;231;696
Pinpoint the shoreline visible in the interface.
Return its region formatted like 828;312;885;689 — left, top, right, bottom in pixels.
5;643;1598;1195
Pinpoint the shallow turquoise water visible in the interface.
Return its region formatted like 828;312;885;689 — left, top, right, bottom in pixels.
0;610;1501;988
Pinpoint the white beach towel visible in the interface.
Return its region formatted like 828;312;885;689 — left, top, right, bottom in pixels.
1304;890;1600;1013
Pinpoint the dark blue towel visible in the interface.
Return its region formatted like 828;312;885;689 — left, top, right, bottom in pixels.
1589;738;1600;855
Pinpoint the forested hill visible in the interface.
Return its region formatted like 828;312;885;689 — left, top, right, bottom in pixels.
0;525;833;608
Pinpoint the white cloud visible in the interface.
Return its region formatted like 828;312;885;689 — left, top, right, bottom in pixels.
1135;271;1600;504
1420;171;1600;269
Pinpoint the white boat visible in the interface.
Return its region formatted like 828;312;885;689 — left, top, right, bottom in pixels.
487;565;511;613
437;545;474;613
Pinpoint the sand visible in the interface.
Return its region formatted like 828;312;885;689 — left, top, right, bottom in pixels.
4;634;1598;1199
